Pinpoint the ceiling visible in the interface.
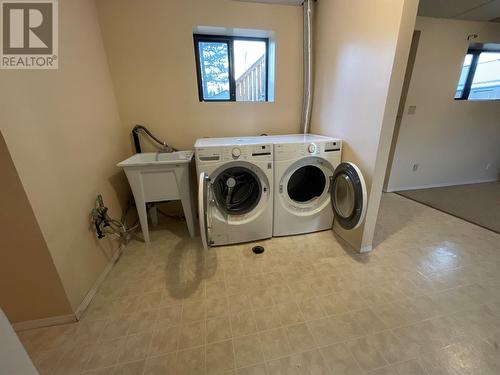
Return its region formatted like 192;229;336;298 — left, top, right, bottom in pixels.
418;0;500;21
232;0;303;5
234;0;500;21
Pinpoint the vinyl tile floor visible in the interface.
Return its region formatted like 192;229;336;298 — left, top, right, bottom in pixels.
18;193;500;375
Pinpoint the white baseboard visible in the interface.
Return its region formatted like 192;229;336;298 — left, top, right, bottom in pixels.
386;177;499;192
74;244;124;321
13;245;124;331
13;314;76;332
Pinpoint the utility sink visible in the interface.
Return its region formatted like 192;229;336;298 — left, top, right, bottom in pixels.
118;151;193;167
117;151;196;242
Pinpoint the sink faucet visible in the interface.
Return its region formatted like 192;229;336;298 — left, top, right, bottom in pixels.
159;142;175;153
132;124;177;154
155;142;179;161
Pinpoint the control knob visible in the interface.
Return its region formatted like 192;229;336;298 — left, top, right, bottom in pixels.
308;143;317;154
232;147;241;158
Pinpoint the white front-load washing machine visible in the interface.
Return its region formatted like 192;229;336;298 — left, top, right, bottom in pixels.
273;134;367;236
195;137;273;249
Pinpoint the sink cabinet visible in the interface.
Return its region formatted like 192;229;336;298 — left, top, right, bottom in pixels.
118;151;196;242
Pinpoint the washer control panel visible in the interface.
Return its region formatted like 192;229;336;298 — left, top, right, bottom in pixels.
197;144;273;162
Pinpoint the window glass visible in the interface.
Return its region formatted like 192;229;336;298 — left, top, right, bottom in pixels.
234;40;267;101
455;54;473;99
198;42;230;100
469;52;500;100
194;35;269;102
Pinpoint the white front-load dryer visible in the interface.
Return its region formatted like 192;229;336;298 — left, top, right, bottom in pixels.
195;137;273;249
273;135;368;236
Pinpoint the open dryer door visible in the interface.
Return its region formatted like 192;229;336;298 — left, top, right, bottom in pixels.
198;172;214;250
330;162;367;230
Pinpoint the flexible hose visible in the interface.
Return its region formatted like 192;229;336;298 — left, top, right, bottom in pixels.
133;125;177;151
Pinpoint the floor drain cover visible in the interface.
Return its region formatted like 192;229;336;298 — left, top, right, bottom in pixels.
252;246;265;254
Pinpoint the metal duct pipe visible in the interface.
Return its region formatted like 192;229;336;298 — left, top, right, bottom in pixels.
301;0;314;134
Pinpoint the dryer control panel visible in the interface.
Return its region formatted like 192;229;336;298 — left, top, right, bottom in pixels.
275;140;342;161
197;144;273;163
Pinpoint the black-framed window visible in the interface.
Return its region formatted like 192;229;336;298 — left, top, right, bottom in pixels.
455;49;500;100
193;34;269;102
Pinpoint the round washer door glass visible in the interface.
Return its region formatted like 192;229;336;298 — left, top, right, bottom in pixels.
213;167;262;215
330;162;367;230
287;165;326;203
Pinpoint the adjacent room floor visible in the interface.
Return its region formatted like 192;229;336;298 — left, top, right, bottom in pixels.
17;193;500;375
396;181;500;234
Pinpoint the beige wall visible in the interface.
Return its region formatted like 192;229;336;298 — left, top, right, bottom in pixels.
0;0;129;310
96;0;303;151
0;132;72;323
311;0;418;251
387;17;500;191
